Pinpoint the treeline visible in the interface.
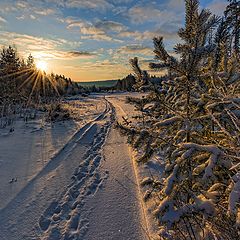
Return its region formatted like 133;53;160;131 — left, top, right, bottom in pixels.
114;74;164;91
121;0;240;239
0;46;80;106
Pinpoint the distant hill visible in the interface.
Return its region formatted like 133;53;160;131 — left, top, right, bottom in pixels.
77;80;117;88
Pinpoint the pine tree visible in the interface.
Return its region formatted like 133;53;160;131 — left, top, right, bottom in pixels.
224;0;240;62
0;46;20;74
0;46;22;103
122;0;240;239
26;54;35;69
130;57;149;91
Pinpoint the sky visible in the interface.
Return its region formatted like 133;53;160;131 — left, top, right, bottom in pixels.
0;0;228;82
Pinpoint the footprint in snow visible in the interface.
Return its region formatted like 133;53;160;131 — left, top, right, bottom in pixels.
9;178;17;183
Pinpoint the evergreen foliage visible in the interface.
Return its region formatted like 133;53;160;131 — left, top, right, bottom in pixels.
115;74;136;91
224;0;240;62
0;46;81;127
26;54;35;69
130;57;150;91
0;46;80;106
121;0;240;238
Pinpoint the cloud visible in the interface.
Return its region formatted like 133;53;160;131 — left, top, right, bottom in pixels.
78;59;119;69
117;45;152;55
34;8;55;16
67;20;105;35
118;28;179;41
127;1;183;24
36;50;97;60
113;6;128;15
60;58;128;81
95;20;127;33
128;6;163;24
65;0;113;11
0;0;57;19
16;15;37;20
70;59;128;80
66;18;123;42
0;31;59;51
0;0;210;81
44;0;65;7
67;19;126;33
121;1;184;40
0;31;88;60
16;1;30;9
32;51;95;60
81;34;120;42
66;51;96;58
0;1;17;13
0;16;7;23
121;2;183;45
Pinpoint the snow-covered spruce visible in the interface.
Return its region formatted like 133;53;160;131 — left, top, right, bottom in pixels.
120;0;240;239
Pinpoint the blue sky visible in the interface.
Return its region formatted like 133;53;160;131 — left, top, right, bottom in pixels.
0;0;228;81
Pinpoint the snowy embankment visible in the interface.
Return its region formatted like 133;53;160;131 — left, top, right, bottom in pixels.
107;93;164;240
0;96;105;210
0;93;147;240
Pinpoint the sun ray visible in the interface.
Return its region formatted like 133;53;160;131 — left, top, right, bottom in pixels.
46;75;60;96
18;70;36;90
0;68;32;79
41;73;46;98
27;71;41;106
13;70;34;84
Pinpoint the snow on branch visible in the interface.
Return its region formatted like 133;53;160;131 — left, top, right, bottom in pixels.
154;116;182;127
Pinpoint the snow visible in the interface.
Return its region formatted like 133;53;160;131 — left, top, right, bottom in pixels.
106;93;164;239
82;120;146;240
228;173;240;215
0;97;105;210
105;92;240;237
3;92;235;239
164;165;179;195
154;116;182;127
0;93;147;240
181;143;222;180
196;198;215;216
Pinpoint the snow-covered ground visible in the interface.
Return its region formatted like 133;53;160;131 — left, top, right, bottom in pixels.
0;96;105;210
107;93;163;239
0;93;150;240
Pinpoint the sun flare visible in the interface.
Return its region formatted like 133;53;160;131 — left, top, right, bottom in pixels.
36;60;47;72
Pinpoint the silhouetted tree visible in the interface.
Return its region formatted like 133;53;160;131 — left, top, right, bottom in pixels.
26;54;35;69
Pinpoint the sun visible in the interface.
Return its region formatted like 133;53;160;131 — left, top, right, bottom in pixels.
36;60;47;72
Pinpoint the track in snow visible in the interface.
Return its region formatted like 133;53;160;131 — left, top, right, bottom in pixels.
0;96;146;240
37;100;114;240
0;98;112;240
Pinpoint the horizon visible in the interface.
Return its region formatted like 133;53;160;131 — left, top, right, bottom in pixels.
0;0;228;81
77;79;117;83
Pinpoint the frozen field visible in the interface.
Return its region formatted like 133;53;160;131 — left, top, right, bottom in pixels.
0;93;152;240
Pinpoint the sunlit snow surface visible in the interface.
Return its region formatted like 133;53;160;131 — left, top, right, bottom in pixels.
0;96;105;209
0;93;149;240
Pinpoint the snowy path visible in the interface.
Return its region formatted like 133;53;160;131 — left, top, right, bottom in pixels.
82;109;147;240
0;95;147;240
